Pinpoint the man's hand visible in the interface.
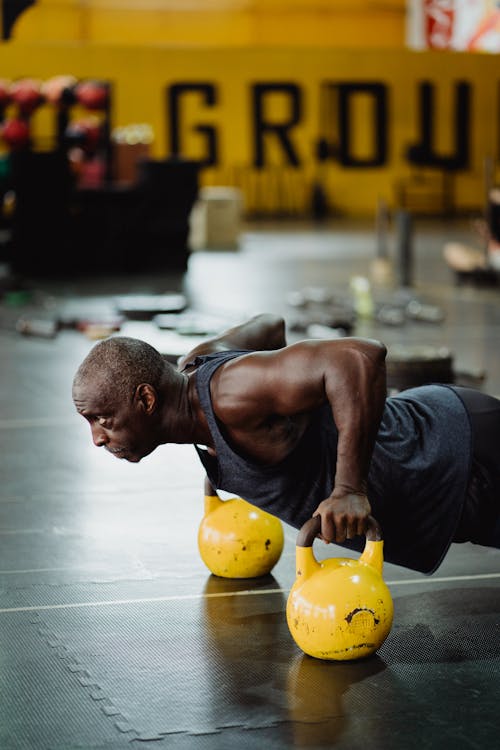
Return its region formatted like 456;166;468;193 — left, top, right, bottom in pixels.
312;492;372;543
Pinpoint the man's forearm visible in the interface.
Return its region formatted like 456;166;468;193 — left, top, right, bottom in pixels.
327;343;387;497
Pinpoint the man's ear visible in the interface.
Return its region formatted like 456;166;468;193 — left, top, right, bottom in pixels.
134;383;157;414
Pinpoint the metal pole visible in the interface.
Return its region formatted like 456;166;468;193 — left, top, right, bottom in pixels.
375;197;390;259
396;209;413;287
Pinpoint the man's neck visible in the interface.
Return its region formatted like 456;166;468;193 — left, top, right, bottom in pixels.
159;371;213;448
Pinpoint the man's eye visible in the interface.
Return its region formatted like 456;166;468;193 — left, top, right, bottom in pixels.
98;417;108;426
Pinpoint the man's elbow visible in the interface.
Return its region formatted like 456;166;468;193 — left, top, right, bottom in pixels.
255;313;287;350
361;338;387;364
269;315;287;349
374;340;388;361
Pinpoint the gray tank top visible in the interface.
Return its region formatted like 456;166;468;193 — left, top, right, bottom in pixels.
193;350;472;573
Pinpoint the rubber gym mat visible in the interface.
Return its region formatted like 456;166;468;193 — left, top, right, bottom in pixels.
2;580;498;749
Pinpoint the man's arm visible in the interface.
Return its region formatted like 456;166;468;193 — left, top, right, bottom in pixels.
177;313;286;371
211;337;387;544
311;340;387;544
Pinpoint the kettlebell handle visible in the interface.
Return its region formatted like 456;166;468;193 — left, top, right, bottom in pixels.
297;514;382;548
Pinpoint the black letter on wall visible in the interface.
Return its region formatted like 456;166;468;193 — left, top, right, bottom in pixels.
2;0;35;40
167;83;218;167
317;82;388;167
252;83;302;167
406;81;470;170
338;83;388;167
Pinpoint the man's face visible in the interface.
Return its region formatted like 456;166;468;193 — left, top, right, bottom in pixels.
73;378;158;463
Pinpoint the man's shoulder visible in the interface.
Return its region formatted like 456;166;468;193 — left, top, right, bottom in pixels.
185;349;255;377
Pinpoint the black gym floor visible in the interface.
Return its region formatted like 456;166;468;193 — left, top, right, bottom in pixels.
1;218;499;749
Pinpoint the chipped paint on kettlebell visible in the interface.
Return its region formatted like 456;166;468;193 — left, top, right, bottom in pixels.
286;518;394;661
199;494;284;578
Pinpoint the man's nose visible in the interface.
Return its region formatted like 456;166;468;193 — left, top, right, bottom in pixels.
91;424;108;447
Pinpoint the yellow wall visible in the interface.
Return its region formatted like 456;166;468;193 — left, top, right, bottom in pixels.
11;1;406;48
0;3;495;217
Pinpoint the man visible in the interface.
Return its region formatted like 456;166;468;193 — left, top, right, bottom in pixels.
72;313;500;574
443;188;500;275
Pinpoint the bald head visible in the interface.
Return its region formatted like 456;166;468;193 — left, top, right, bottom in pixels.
73;336;172;403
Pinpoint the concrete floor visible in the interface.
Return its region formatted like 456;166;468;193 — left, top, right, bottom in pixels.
0;216;499;749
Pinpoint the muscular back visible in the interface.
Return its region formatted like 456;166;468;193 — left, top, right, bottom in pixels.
200;338;386;470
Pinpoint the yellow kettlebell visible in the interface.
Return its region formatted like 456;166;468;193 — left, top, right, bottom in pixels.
198;478;285;578
286;515;394;661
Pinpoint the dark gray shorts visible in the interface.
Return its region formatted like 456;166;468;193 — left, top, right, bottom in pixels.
451;386;500;546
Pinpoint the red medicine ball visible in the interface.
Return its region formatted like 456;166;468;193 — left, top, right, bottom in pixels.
2;119;31;149
76;81;109;110
10;78;43;115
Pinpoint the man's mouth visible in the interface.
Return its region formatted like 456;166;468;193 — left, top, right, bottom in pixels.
105;446;143;463
105;446;127;457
